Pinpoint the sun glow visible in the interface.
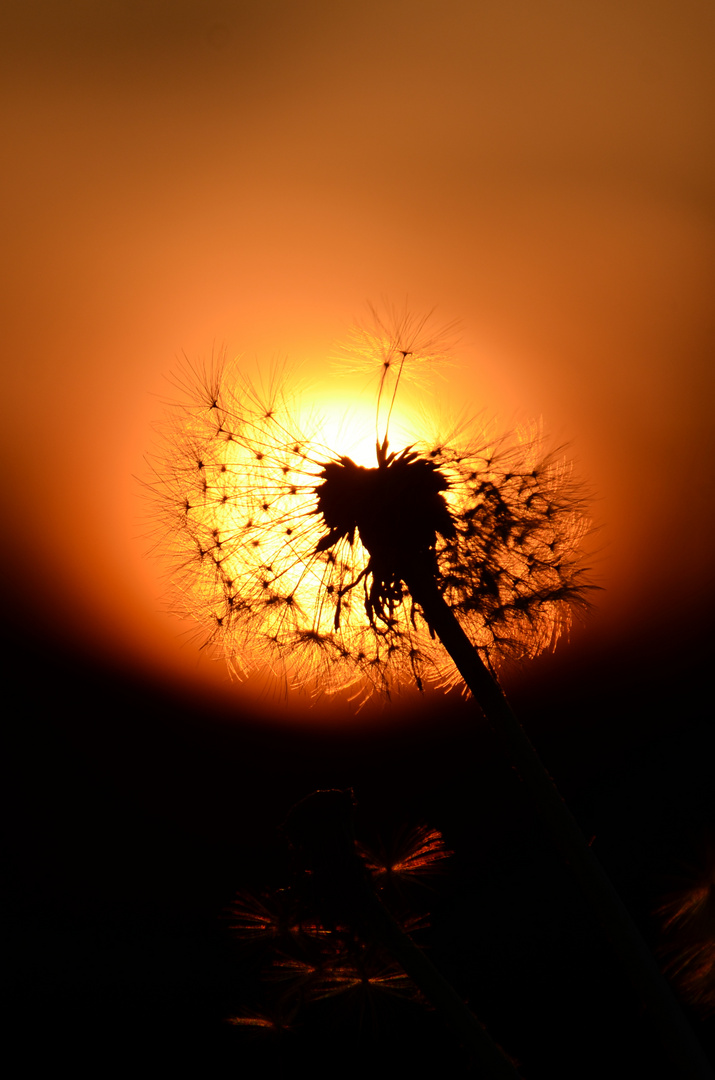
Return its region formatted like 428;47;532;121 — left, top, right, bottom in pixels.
147;316;590;703
308;388;413;471
150;363;428;695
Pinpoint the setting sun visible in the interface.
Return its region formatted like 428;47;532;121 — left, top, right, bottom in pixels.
4;4;714;1074
146;312;591;704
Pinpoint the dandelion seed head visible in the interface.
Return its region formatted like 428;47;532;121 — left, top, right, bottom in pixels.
146;318;592;703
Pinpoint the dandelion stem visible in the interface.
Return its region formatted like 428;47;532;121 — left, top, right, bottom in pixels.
287;789;523;1077
404;562;714;1080
360;886;523;1078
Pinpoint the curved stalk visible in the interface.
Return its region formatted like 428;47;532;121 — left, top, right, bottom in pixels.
404;562;714;1080
286;788;522;1077
360;883;522;1078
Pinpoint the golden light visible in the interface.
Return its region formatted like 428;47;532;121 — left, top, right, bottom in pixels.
1;2;712;727
308;388;412;471
147;349;439;699
146;314;591;706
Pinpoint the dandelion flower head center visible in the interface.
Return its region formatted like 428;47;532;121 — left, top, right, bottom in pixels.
316;448;456;627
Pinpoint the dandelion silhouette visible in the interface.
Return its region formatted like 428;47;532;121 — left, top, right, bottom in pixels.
228;789;519;1076
228;796;426;1003
148;309;589;701
147;309;712;1078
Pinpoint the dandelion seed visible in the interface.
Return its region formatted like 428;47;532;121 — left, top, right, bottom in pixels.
656;836;715;1015
146;313;591;702
228;889;307;944
226;1007;296;1035
358;825;453;887
305;953;418;1003
268;953;325;992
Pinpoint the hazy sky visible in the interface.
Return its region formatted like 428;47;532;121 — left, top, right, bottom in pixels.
3;1;714;724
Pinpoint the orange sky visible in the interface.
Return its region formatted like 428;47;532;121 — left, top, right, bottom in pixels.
2;1;714;726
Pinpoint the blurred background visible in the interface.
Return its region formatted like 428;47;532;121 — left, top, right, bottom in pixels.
2;2;714;1075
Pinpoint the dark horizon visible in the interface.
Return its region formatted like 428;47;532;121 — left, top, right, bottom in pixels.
5;601;714;1076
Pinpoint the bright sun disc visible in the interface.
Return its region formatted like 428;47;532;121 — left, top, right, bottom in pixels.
309;385;414;469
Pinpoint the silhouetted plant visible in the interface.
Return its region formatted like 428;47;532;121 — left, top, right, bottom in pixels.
228;796;431;1018
227;789;520;1077
146;307;713;1078
146;308;589;701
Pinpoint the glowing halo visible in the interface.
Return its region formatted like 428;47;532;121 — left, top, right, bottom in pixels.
145;319;591;704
